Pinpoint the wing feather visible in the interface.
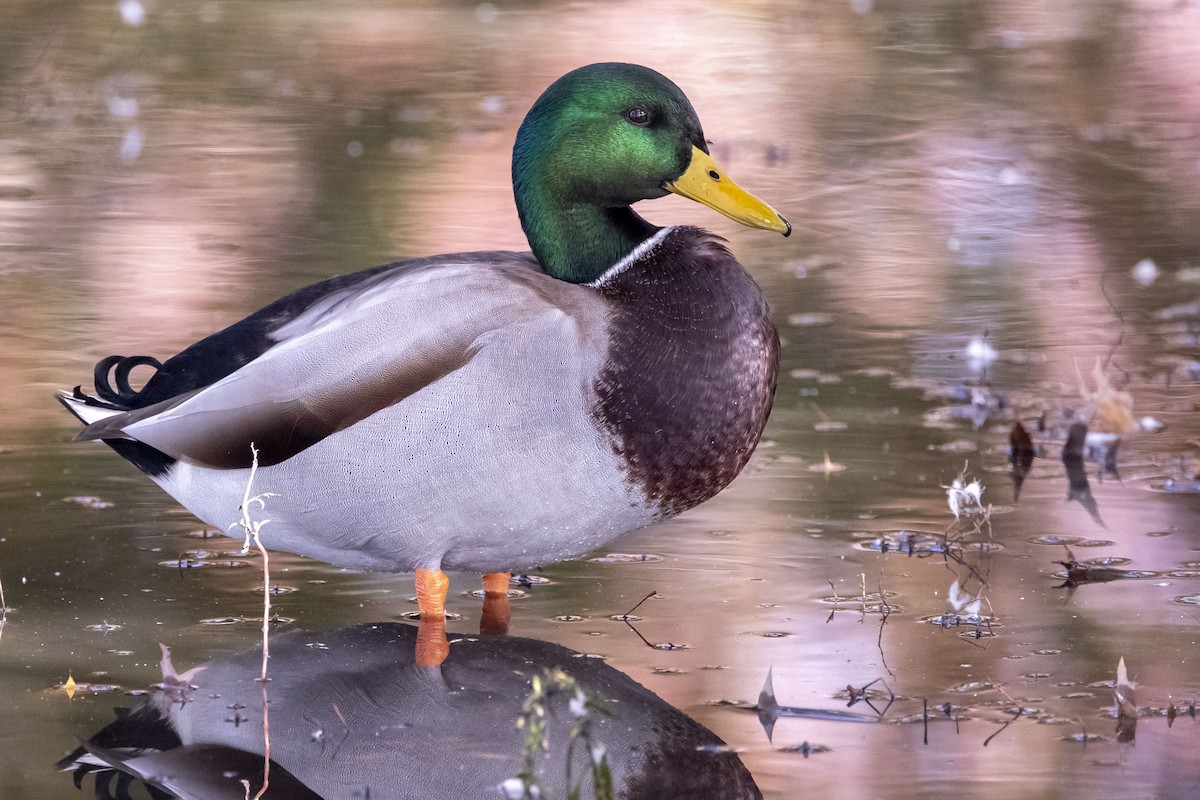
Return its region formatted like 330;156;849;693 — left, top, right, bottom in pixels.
78;255;593;469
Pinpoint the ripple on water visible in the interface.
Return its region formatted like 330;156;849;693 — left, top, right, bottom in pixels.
159;555;252;569
63;496;114;509
821;594;902;616
1147;479;1200;494
256;585;298;596
853;531;1004;555
787;312;837;327
199;615;296;626
949;680;995;693
468;588;529;600
1085;557;1131;567
512;574;552;586
853;531;946;554
400;609;463;621
588;553;664;564
1028;535;1114;548
818;590;900;605
920;613;998;630
928;439;978;453
183;528;221;539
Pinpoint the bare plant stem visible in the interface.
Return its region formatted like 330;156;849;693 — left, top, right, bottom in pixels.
0;571;7;645
235;443;276;800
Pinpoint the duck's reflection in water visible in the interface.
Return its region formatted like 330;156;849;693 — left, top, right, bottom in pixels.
59;622;761;799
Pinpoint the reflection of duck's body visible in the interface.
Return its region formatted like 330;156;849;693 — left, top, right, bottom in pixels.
58;63;789;626
60;623;762;799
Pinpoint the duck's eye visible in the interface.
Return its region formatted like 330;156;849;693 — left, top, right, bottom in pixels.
625;107;650;127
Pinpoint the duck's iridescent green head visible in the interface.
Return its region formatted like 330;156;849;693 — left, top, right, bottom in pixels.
512;63;790;284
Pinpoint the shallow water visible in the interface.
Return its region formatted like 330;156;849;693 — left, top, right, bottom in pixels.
3;1;1200;798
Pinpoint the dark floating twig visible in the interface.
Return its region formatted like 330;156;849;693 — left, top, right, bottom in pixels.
844;677;895;717
984;679;1024;747
983;707;1022;747
923;698;928;746
875;573;895;678
623;620;654;649
616;591;656;621
619;613;685;652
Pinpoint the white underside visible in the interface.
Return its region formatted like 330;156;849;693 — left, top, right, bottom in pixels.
152;321;654;573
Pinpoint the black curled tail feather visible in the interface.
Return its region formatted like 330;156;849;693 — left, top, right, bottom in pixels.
70;354;178;478
93;355;163;408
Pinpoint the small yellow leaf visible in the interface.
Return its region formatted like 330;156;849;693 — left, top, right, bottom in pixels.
1079;360;1137;434
64;674;76;700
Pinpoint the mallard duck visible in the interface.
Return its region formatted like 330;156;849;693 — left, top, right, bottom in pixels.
59;63;790;643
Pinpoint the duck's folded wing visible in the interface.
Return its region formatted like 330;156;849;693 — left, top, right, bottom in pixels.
76;258;593;469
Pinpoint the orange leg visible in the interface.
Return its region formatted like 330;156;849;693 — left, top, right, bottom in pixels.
414;568;450;667
479;571;512;636
415;568;450;619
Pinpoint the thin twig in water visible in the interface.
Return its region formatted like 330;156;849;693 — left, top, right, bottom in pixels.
859;572;868;624
983;707;1023;747
1097;269;1125;372
922;698;928;745
615;592;662;648
983;678;1024;747
873;564;895;678
231;443;278;800
0;571;7;646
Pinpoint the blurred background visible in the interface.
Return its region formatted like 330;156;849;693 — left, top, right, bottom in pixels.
2;1;1200;797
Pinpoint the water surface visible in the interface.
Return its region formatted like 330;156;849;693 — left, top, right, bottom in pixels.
3;1;1200;798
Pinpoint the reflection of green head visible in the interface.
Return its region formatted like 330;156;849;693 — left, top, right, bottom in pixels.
512;63;707;283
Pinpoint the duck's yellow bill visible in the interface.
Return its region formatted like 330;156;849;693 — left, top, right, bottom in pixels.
665;146;791;236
